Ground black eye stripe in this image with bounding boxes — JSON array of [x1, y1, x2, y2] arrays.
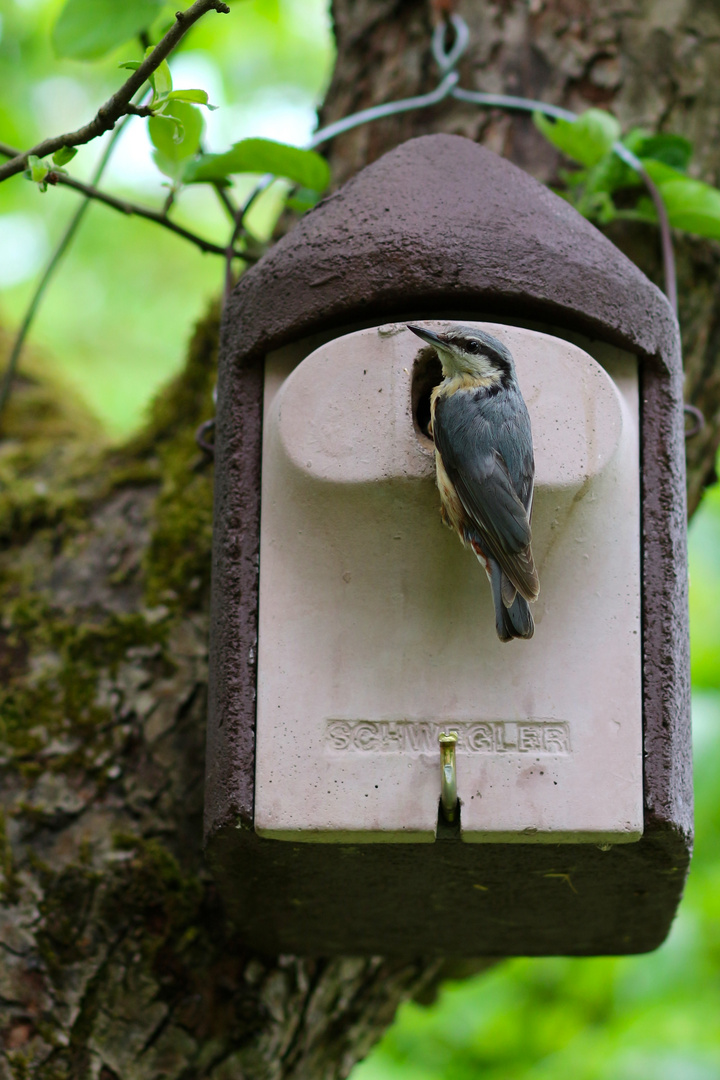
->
[[452, 337, 482, 353], [487, 349, 511, 369], [454, 338, 511, 372]]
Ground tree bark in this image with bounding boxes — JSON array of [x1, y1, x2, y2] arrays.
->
[[1, 1, 719, 1077], [0, 319, 447, 1079], [321, 0, 720, 513]]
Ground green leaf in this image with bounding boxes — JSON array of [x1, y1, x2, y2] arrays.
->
[[577, 150, 644, 206], [26, 155, 50, 191], [150, 113, 185, 151], [533, 108, 621, 167], [52, 146, 78, 166], [149, 102, 204, 181], [52, 0, 165, 60], [624, 128, 693, 172], [28, 155, 48, 182], [285, 186, 323, 214], [167, 89, 217, 109], [641, 160, 689, 186], [183, 138, 330, 190], [119, 61, 141, 71], [557, 167, 588, 190], [152, 150, 184, 183], [150, 102, 203, 158], [144, 45, 173, 102], [637, 161, 720, 238], [614, 196, 658, 225], [583, 190, 617, 224], [656, 178, 720, 240]]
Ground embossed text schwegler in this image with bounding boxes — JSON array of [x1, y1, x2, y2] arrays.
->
[[326, 720, 571, 755]]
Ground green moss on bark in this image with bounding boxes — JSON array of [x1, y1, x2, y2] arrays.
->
[[0, 601, 174, 780], [0, 342, 108, 548], [139, 303, 219, 611], [0, 807, 20, 903], [105, 834, 204, 955], [0, 303, 254, 1078], [0, 303, 220, 769]]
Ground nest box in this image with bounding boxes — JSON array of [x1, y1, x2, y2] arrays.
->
[[205, 134, 691, 956]]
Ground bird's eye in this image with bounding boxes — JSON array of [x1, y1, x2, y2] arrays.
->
[[467, 340, 480, 353]]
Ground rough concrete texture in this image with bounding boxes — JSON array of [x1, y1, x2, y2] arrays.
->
[[206, 135, 690, 955], [220, 135, 680, 372]]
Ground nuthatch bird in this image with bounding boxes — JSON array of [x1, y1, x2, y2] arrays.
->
[[407, 323, 539, 642]]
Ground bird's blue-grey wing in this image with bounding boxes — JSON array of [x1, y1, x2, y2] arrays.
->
[[496, 409, 534, 515], [433, 390, 539, 602]]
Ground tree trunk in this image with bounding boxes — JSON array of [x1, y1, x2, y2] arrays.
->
[[321, 0, 720, 513], [1, 1, 718, 1077]]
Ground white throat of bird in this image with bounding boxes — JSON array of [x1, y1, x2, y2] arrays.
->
[[437, 344, 504, 383]]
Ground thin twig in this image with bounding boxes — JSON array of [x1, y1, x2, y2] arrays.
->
[[213, 182, 239, 224], [0, 0, 230, 184], [637, 170, 678, 314], [195, 139, 240, 226], [124, 105, 155, 118], [612, 147, 678, 314], [0, 121, 129, 421], [223, 179, 269, 306], [47, 171, 248, 258], [0, 142, 248, 259], [224, 217, 245, 305]]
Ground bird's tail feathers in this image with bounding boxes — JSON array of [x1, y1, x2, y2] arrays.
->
[[489, 561, 534, 642], [504, 591, 534, 639], [500, 573, 516, 608]]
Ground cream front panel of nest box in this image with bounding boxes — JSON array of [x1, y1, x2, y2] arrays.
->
[[254, 322, 643, 844]]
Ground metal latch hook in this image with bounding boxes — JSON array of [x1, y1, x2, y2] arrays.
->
[[439, 731, 459, 823]]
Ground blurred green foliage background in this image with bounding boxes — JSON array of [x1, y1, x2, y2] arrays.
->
[[0, 0, 334, 435], [1, 2, 719, 1076]]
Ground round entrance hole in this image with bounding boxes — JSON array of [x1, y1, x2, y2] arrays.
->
[[411, 346, 444, 445]]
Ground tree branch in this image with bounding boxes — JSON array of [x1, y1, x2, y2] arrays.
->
[[212, 179, 240, 224], [223, 178, 271, 304], [0, 141, 249, 260], [0, 0, 231, 184], [50, 170, 246, 258], [196, 139, 242, 226], [124, 105, 156, 118]]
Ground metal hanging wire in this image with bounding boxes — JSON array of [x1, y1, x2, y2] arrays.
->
[[236, 14, 677, 312], [307, 13, 677, 314], [221, 13, 700, 448]]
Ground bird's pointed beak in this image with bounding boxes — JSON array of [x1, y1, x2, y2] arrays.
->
[[406, 324, 445, 348]]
